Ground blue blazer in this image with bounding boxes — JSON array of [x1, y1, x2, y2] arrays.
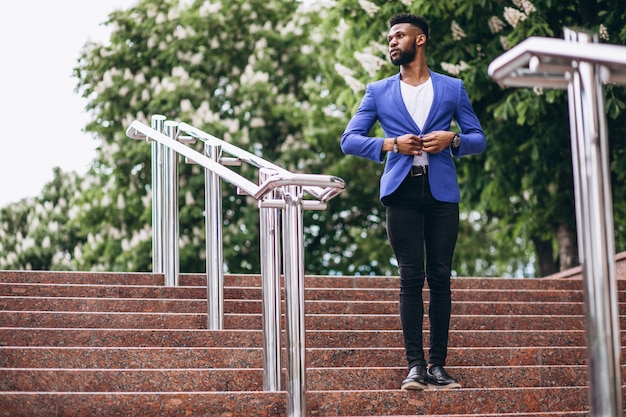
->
[[341, 70, 486, 203]]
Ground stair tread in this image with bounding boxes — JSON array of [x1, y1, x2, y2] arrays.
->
[[0, 387, 594, 416], [0, 364, 603, 391], [2, 295, 608, 312], [0, 345, 596, 368], [4, 270, 625, 290], [3, 282, 610, 303], [0, 310, 599, 331], [0, 327, 599, 348]]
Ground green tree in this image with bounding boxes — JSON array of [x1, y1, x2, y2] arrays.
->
[[1, 0, 624, 278], [0, 168, 85, 270], [71, 0, 334, 273], [315, 0, 626, 276]]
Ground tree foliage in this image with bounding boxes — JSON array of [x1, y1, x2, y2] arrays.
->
[[0, 0, 625, 277], [315, 0, 626, 276]]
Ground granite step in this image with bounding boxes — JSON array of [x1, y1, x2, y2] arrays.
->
[[0, 387, 592, 417], [0, 271, 164, 286], [0, 311, 595, 331], [0, 296, 209, 314], [4, 269, 615, 290], [1, 296, 604, 315], [4, 269, 624, 290], [0, 328, 606, 348], [1, 282, 609, 303], [1, 258, 624, 288], [223, 313, 590, 331], [0, 271, 606, 290], [0, 346, 598, 369], [0, 365, 601, 392]]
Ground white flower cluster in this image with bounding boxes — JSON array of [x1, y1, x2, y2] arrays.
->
[[174, 25, 196, 40], [499, 36, 510, 50], [153, 77, 177, 94], [94, 68, 122, 95], [503, 6, 527, 28], [488, 16, 506, 34], [171, 66, 190, 81], [177, 51, 204, 66], [222, 118, 240, 134], [323, 104, 345, 119], [503, 0, 536, 28], [147, 34, 158, 50], [280, 18, 304, 36], [298, 0, 336, 13], [368, 40, 389, 56], [250, 117, 265, 128], [400, 0, 412, 6], [358, 0, 380, 17], [167, 4, 182, 21], [354, 51, 386, 77], [336, 19, 350, 39], [599, 24, 609, 41], [240, 64, 270, 86], [512, 0, 536, 14], [187, 100, 221, 127], [155, 12, 167, 25], [440, 61, 469, 76], [451, 21, 467, 41], [310, 32, 324, 45], [334, 63, 365, 93], [199, 1, 222, 17], [121, 225, 151, 252]]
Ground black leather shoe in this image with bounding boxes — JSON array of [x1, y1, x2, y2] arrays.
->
[[401, 365, 428, 390], [426, 365, 461, 389]]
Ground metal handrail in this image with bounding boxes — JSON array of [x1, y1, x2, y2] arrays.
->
[[126, 117, 345, 417], [254, 172, 345, 201], [488, 36, 626, 88], [127, 120, 345, 203], [488, 30, 624, 417], [178, 122, 344, 203], [127, 121, 260, 195]]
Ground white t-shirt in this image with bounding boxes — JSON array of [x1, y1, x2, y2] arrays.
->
[[400, 77, 433, 166]]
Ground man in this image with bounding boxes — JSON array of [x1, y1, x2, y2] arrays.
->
[[340, 13, 486, 390]]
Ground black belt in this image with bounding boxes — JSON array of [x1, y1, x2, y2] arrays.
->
[[408, 165, 428, 177]]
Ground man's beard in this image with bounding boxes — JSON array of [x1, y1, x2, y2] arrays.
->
[[390, 43, 417, 66]]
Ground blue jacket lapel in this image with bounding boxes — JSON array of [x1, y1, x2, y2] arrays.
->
[[422, 70, 443, 133]]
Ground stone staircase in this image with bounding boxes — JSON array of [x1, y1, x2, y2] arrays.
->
[[1, 253, 625, 417]]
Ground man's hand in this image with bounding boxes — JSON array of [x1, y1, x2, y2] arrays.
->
[[396, 134, 423, 155], [421, 131, 455, 154]]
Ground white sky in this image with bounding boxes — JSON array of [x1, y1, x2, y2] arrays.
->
[[0, 0, 137, 207]]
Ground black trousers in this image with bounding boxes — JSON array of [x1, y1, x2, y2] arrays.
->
[[383, 174, 459, 369]]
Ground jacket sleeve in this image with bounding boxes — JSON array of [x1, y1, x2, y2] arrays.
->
[[340, 85, 386, 163], [452, 81, 486, 158]]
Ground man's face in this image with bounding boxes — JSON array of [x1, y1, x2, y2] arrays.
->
[[388, 23, 421, 66]]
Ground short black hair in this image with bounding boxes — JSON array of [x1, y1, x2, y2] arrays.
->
[[388, 13, 429, 40]]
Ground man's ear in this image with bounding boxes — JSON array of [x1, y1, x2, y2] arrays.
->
[[416, 34, 426, 46]]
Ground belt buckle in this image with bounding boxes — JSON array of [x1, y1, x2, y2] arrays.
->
[[410, 165, 427, 177]]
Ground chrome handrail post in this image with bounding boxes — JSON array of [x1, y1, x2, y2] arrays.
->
[[163, 120, 180, 286], [150, 115, 167, 274], [282, 184, 306, 417], [259, 168, 282, 391], [206, 142, 224, 330], [564, 28, 622, 417]]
